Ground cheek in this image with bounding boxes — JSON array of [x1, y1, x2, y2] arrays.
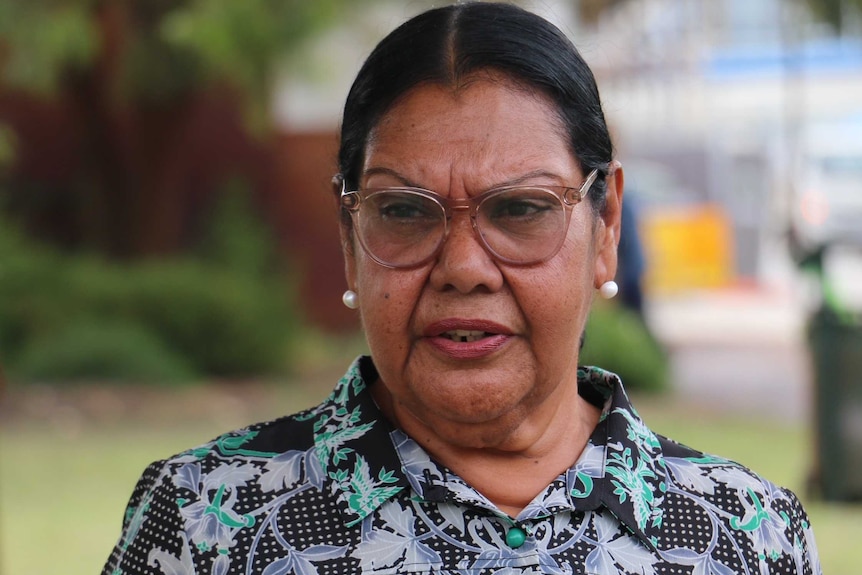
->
[[519, 237, 596, 339], [525, 264, 589, 323], [356, 260, 427, 344]]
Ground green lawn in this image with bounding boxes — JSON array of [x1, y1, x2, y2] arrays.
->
[[1, 386, 859, 574]]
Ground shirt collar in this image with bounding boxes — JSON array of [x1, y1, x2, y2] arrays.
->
[[577, 366, 667, 551], [319, 357, 667, 550], [312, 356, 409, 527]]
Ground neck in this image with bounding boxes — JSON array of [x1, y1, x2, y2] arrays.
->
[[372, 381, 600, 517]]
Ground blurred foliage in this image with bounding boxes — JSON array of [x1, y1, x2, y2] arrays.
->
[[0, 0, 99, 96], [580, 300, 669, 393], [196, 178, 279, 277], [159, 0, 344, 128], [0, 0, 363, 125], [0, 123, 14, 170], [0, 0, 374, 259], [14, 319, 196, 383], [804, 0, 862, 32], [0, 187, 303, 383]]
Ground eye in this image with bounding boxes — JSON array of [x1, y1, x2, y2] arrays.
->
[[367, 191, 440, 224], [380, 200, 430, 219], [484, 190, 558, 221]]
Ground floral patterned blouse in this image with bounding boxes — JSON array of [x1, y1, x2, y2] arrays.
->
[[102, 356, 821, 575]]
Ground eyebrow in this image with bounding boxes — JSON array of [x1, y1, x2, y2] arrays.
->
[[362, 167, 417, 187], [361, 167, 569, 191]]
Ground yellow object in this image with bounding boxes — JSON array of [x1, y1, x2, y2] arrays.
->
[[640, 204, 734, 293]]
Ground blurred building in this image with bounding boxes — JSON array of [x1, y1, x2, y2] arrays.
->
[[583, 0, 862, 293]]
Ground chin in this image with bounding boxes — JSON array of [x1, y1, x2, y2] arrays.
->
[[420, 380, 524, 418]]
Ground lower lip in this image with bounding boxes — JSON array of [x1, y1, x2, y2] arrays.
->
[[424, 334, 511, 360]]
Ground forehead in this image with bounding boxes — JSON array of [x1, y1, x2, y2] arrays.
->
[[363, 76, 578, 189]]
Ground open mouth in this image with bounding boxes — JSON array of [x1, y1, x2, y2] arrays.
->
[[441, 330, 490, 343]]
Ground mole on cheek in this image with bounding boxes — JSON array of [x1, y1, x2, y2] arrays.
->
[[384, 293, 390, 299]]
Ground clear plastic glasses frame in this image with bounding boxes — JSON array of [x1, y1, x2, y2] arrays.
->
[[339, 168, 600, 269]]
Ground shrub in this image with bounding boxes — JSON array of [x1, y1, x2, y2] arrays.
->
[[0, 219, 68, 361], [580, 300, 669, 393], [12, 320, 195, 384], [120, 260, 299, 377], [0, 212, 303, 383], [195, 179, 278, 278]]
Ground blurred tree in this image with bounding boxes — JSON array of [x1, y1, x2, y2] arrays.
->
[[0, 1, 99, 96], [803, 0, 862, 32], [0, 0, 365, 257]]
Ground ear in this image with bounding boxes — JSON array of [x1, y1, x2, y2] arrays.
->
[[334, 174, 359, 291], [341, 222, 358, 291], [593, 160, 624, 288]]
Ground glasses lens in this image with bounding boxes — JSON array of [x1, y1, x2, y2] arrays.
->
[[356, 190, 445, 267], [476, 188, 567, 264]]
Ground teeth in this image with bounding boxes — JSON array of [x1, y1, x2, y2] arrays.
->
[[444, 330, 488, 343]]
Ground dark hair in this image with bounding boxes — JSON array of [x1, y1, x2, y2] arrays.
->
[[336, 2, 613, 215]]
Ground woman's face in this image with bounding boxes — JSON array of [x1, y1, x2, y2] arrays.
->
[[343, 77, 622, 449]]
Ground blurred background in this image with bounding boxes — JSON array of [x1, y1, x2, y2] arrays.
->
[[1, 0, 861, 573]]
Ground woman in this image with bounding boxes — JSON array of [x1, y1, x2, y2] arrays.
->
[[103, 3, 820, 574]]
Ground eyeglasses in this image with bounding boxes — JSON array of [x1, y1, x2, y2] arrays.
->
[[340, 169, 600, 268]]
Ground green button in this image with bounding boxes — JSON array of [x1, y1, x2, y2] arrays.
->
[[506, 526, 527, 548]]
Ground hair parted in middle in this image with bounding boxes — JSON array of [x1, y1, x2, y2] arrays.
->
[[336, 2, 613, 219]]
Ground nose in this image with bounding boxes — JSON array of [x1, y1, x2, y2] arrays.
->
[[428, 211, 504, 294]]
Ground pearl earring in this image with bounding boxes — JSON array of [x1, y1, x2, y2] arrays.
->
[[599, 281, 619, 300], [342, 290, 359, 309]]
